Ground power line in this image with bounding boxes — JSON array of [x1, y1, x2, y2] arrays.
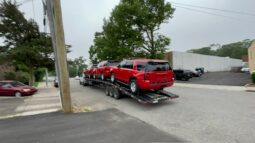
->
[[173, 5, 255, 22], [170, 1, 255, 17]]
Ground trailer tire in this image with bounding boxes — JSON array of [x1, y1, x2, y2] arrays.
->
[[113, 87, 122, 99], [109, 87, 114, 97], [105, 86, 110, 96]]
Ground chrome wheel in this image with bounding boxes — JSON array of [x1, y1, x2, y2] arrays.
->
[[15, 92, 21, 97], [101, 73, 104, 80], [130, 81, 137, 93], [110, 73, 115, 82]]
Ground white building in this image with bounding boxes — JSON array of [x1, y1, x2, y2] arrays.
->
[[164, 51, 243, 72]]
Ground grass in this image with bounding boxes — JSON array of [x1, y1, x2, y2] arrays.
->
[[33, 82, 39, 87]]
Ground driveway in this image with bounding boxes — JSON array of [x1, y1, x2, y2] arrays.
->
[[177, 72, 251, 86], [71, 79, 255, 143]]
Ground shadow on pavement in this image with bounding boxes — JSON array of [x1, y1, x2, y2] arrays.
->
[[0, 108, 186, 143]]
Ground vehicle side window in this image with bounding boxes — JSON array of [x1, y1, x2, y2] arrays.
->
[[1, 83, 12, 88], [137, 62, 146, 71], [123, 61, 133, 69], [119, 60, 126, 68]]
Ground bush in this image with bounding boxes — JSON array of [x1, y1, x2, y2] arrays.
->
[[4, 71, 29, 85], [252, 72, 255, 84], [35, 68, 45, 82]]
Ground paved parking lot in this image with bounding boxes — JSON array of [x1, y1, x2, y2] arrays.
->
[[177, 72, 251, 86]]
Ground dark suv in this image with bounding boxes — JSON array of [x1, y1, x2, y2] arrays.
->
[[110, 59, 174, 94]]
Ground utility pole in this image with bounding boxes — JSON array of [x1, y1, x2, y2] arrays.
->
[[44, 0, 72, 112]]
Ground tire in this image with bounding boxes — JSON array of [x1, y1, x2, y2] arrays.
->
[[14, 91, 22, 97], [109, 87, 114, 97], [130, 79, 139, 94], [113, 87, 122, 99], [110, 73, 115, 83], [93, 74, 96, 79], [105, 86, 110, 96], [100, 73, 104, 81]]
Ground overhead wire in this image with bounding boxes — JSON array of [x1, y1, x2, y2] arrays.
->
[[170, 1, 255, 17]]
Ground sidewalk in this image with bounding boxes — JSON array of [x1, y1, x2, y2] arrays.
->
[[0, 82, 61, 119]]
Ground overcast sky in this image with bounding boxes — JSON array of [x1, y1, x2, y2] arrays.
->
[[17, 0, 255, 61]]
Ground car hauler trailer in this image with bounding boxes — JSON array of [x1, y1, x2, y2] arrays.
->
[[83, 78, 179, 104]]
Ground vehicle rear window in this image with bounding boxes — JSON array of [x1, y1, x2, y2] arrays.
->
[[146, 62, 171, 72]]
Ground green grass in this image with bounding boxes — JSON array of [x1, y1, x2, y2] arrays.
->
[[33, 82, 39, 87]]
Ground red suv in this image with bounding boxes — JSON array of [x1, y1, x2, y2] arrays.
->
[[110, 59, 174, 94], [84, 64, 97, 78], [94, 60, 120, 80]]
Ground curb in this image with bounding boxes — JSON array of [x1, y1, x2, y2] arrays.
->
[[0, 109, 61, 120], [173, 83, 245, 91]]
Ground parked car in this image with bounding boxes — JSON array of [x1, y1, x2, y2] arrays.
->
[[84, 64, 98, 78], [241, 67, 250, 73], [94, 60, 120, 80], [173, 69, 192, 81], [191, 69, 202, 77], [195, 67, 205, 75], [110, 59, 174, 94], [0, 80, 37, 97]]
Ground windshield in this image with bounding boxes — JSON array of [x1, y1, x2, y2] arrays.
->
[[146, 62, 171, 72]]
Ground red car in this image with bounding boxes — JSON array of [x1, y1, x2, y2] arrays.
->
[[84, 64, 97, 78], [94, 60, 120, 80], [0, 80, 37, 97], [110, 59, 174, 94]]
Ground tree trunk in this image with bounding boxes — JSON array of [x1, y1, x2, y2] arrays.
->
[[150, 29, 156, 59], [28, 65, 34, 86]]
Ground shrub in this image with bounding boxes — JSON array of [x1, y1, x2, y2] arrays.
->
[[4, 71, 29, 85], [35, 68, 45, 82], [252, 71, 255, 84]]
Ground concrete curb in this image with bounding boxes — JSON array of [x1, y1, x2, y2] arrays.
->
[[174, 83, 245, 91], [0, 109, 61, 120]]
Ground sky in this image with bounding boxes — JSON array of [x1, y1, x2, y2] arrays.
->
[[13, 0, 255, 61]]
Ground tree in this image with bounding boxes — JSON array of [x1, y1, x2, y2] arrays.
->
[[67, 56, 87, 77], [187, 39, 254, 59], [0, 0, 54, 86], [89, 0, 175, 62]]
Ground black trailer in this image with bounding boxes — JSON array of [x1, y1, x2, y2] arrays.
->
[[83, 78, 179, 104]]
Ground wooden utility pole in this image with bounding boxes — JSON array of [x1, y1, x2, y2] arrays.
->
[[45, 0, 72, 112]]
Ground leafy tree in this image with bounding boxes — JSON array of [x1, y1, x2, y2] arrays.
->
[[0, 0, 54, 86], [67, 56, 87, 77], [187, 39, 253, 59], [89, 0, 175, 62]]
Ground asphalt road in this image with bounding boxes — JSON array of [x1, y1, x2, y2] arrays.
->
[[0, 109, 184, 143], [71, 78, 255, 143]]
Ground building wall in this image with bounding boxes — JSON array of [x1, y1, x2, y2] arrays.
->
[[248, 42, 255, 73], [165, 51, 243, 72]]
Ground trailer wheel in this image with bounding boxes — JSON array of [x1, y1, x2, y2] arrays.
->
[[113, 87, 122, 99], [109, 87, 114, 97], [105, 86, 110, 96]]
